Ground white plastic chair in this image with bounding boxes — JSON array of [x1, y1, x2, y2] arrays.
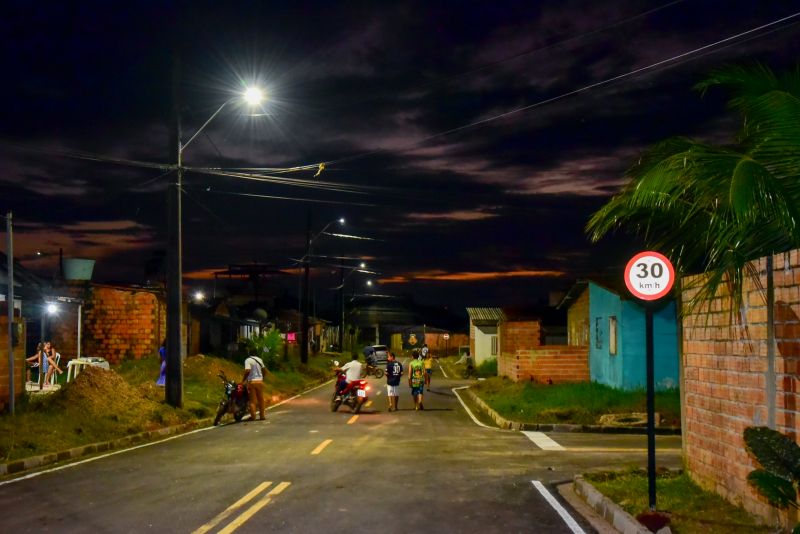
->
[[45, 353, 61, 385]]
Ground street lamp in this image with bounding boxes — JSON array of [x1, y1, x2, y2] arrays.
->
[[166, 81, 266, 407], [300, 216, 345, 364]]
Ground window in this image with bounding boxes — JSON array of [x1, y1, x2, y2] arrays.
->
[[490, 335, 498, 355], [595, 317, 603, 349], [609, 316, 618, 355]]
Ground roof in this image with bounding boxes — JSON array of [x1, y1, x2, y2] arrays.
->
[[466, 307, 506, 324]]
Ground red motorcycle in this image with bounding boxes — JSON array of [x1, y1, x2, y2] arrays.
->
[[213, 371, 249, 425], [330, 361, 370, 413]]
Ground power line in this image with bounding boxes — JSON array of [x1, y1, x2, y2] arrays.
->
[[323, 11, 800, 168], [202, 188, 378, 207]]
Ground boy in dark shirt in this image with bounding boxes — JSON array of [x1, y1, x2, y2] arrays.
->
[[385, 352, 403, 412]]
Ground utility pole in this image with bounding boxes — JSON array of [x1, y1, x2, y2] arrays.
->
[[166, 51, 183, 407], [300, 210, 311, 364], [338, 262, 344, 351], [6, 212, 15, 415]]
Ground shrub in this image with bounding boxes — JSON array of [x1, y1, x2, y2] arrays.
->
[[241, 329, 283, 370], [476, 357, 497, 377]]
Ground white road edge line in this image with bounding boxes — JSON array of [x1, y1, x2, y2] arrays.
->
[[452, 386, 492, 429], [531, 480, 587, 534], [0, 377, 337, 487], [522, 431, 566, 451], [438, 360, 448, 379]]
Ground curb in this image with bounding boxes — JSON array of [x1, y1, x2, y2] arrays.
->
[[462, 388, 681, 435], [0, 418, 210, 477], [573, 475, 651, 534]]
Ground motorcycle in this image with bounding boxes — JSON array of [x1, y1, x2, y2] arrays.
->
[[330, 361, 370, 413], [213, 371, 249, 425], [360, 361, 384, 379]]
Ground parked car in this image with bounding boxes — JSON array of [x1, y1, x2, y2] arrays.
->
[[370, 345, 389, 365]]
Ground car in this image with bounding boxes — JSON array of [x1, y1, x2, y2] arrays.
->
[[369, 345, 389, 365]]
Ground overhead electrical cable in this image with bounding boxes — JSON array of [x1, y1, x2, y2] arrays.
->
[[321, 11, 800, 168]]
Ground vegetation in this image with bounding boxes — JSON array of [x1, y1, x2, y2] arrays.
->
[[744, 426, 800, 533], [472, 377, 680, 426], [241, 328, 284, 370], [0, 353, 331, 463], [585, 469, 771, 533], [475, 357, 497, 378], [587, 63, 800, 313]]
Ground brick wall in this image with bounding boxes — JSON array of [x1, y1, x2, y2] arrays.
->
[[51, 285, 166, 365], [500, 319, 542, 355], [424, 332, 469, 356], [682, 249, 800, 526], [0, 316, 25, 411], [499, 345, 589, 383]]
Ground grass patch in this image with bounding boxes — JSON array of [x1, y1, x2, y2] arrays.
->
[[472, 377, 681, 426], [0, 353, 332, 463], [585, 469, 771, 533]]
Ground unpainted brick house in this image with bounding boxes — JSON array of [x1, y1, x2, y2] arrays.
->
[[467, 306, 586, 383]]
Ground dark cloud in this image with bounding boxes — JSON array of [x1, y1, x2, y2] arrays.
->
[[1, 0, 799, 312]]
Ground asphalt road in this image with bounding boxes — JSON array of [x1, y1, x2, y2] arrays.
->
[[0, 362, 681, 533]]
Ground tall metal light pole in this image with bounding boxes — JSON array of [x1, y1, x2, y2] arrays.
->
[[6, 212, 15, 415], [164, 56, 265, 407], [166, 53, 183, 407], [301, 210, 311, 364]]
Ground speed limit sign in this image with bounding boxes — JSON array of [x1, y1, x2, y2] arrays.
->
[[624, 251, 675, 301]]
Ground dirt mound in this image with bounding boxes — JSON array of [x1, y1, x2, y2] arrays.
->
[[56, 366, 155, 417]]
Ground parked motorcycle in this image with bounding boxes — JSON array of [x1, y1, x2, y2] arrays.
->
[[213, 371, 249, 425], [330, 362, 370, 413]]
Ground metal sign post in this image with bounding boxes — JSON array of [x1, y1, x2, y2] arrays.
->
[[624, 250, 675, 511]]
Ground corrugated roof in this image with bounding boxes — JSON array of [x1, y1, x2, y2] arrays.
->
[[466, 307, 506, 323]]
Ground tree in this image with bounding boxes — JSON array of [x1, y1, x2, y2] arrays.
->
[[587, 63, 800, 313]]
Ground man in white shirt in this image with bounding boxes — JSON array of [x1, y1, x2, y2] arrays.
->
[[337, 354, 363, 397], [243, 354, 267, 421]]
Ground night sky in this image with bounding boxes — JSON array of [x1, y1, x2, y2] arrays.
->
[[2, 1, 799, 316]]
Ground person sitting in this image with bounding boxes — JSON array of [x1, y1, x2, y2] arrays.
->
[[42, 341, 63, 386], [25, 342, 44, 383], [336, 354, 363, 397]]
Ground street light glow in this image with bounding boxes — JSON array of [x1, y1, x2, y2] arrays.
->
[[338, 218, 345, 225], [46, 303, 58, 315], [366, 280, 373, 286], [243, 86, 265, 106], [193, 290, 205, 303], [360, 262, 366, 269]]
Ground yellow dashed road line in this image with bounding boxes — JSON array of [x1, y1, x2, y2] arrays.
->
[[311, 439, 333, 455]]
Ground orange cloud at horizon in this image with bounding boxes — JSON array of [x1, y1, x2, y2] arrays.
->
[[379, 269, 564, 283]]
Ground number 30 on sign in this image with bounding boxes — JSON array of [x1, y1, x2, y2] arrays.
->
[[624, 251, 675, 301]]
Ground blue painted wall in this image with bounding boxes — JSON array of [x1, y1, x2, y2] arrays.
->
[[587, 282, 679, 390]]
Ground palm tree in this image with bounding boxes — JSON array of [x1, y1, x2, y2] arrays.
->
[[587, 63, 800, 314]]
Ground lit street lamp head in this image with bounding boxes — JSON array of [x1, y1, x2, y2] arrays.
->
[[243, 86, 265, 106], [339, 218, 345, 225]]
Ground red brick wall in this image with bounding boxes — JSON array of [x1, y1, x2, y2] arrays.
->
[[682, 249, 800, 526], [469, 321, 475, 359], [499, 345, 589, 383], [0, 317, 25, 411], [424, 332, 468, 356], [51, 286, 167, 365], [500, 319, 542, 355]]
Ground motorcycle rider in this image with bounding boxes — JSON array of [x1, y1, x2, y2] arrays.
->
[[336, 354, 363, 398]]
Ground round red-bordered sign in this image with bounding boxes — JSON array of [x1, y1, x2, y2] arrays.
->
[[624, 251, 675, 301]]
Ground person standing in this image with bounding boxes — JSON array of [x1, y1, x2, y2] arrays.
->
[[156, 339, 167, 386], [423, 345, 434, 391], [385, 352, 403, 411], [408, 349, 425, 410], [243, 353, 267, 421]]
